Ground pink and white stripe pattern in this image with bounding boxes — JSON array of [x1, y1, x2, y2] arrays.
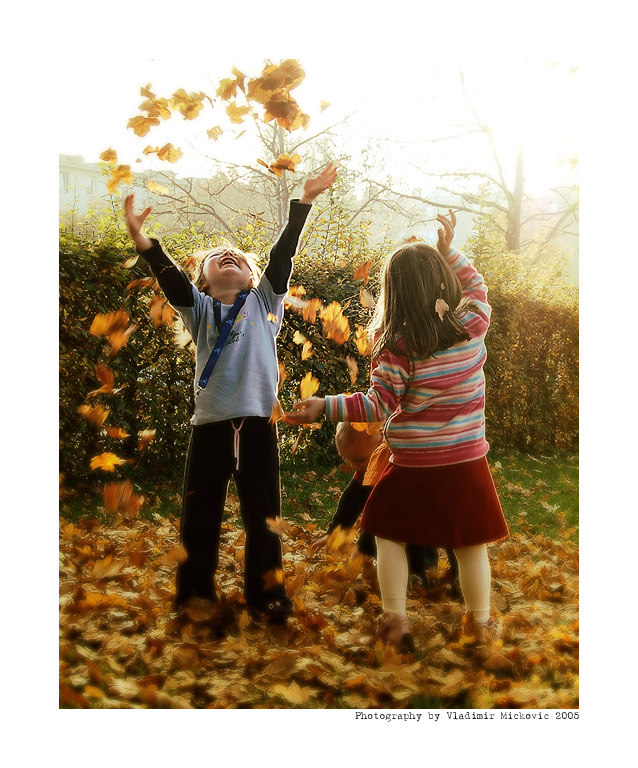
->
[[325, 248, 492, 467]]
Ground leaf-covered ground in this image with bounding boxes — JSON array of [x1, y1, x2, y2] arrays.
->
[[59, 494, 578, 709]]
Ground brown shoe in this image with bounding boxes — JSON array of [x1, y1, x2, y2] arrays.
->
[[374, 612, 415, 653]]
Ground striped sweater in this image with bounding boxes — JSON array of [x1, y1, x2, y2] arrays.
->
[[325, 247, 491, 467]]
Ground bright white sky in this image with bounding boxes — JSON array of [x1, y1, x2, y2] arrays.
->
[[55, 0, 580, 196]]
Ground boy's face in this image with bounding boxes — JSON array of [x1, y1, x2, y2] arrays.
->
[[202, 249, 253, 296]]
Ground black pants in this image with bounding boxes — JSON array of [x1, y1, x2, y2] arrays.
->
[[175, 417, 289, 609]]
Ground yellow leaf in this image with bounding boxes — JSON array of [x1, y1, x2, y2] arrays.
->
[[360, 287, 375, 309], [270, 399, 285, 424], [300, 372, 319, 399], [137, 429, 156, 452], [127, 115, 160, 137], [354, 325, 373, 356], [148, 179, 169, 195], [320, 100, 330, 111], [226, 101, 252, 124], [170, 89, 206, 120], [90, 453, 127, 472], [277, 363, 287, 392], [292, 330, 307, 345], [77, 404, 110, 427], [320, 301, 351, 345], [156, 143, 183, 163], [99, 148, 118, 165], [207, 125, 223, 141], [123, 254, 140, 269], [106, 165, 134, 195], [301, 341, 313, 361], [92, 555, 125, 579]]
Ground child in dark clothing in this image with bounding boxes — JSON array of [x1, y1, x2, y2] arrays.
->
[[123, 163, 337, 625]]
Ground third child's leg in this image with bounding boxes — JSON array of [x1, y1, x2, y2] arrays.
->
[[375, 537, 408, 615], [453, 543, 491, 622]]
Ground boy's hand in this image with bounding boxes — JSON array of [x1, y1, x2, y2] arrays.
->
[[309, 534, 329, 555], [286, 396, 326, 424], [124, 194, 153, 251], [299, 163, 338, 204], [436, 209, 456, 256]]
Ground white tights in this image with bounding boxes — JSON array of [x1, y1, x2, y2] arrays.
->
[[375, 537, 491, 622]]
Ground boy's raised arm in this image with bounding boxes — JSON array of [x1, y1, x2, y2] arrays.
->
[[123, 194, 194, 308], [264, 163, 337, 294]]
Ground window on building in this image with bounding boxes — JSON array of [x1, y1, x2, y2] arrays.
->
[[59, 171, 68, 192], [86, 177, 94, 195]]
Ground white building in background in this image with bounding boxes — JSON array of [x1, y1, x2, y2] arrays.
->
[[59, 155, 112, 214]]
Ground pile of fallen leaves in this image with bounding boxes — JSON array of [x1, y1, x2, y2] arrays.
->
[[59, 501, 578, 710]]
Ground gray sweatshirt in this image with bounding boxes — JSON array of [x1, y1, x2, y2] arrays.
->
[[140, 200, 311, 425]]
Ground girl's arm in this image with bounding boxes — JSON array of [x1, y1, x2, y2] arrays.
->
[[437, 209, 490, 328], [287, 347, 409, 425], [264, 163, 337, 293], [124, 194, 194, 308]]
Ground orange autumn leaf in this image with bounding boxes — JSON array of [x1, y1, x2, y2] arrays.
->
[[137, 429, 156, 452], [320, 302, 351, 345], [346, 356, 358, 385], [164, 544, 188, 565], [263, 568, 285, 590], [156, 143, 183, 163], [90, 453, 127, 472], [353, 260, 373, 284], [302, 298, 322, 324], [128, 115, 160, 137], [301, 341, 313, 361], [270, 399, 285, 425], [126, 276, 156, 292], [354, 325, 373, 357], [106, 165, 134, 194], [104, 427, 129, 439], [87, 363, 121, 398], [77, 404, 110, 428], [149, 295, 175, 326], [260, 152, 301, 176], [169, 89, 206, 120], [266, 517, 290, 536], [99, 148, 118, 165], [277, 362, 287, 392], [300, 372, 320, 399], [92, 555, 125, 579], [89, 310, 137, 355]]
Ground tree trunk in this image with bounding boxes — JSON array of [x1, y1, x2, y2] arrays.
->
[[506, 147, 524, 252]]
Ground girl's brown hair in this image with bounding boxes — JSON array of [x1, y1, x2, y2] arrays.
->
[[370, 242, 474, 359], [194, 246, 261, 294]]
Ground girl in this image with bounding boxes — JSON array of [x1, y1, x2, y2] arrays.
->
[[123, 163, 337, 625], [287, 210, 508, 648]]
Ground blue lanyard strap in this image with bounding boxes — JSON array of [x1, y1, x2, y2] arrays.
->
[[196, 290, 249, 396]]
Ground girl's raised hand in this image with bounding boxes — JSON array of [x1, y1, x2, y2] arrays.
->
[[124, 194, 153, 250], [300, 163, 338, 204], [436, 209, 456, 256], [285, 396, 326, 424]]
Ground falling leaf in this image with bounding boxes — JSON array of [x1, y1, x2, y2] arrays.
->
[[78, 404, 110, 428], [270, 400, 285, 425], [300, 372, 319, 399], [354, 260, 373, 284], [354, 325, 372, 357], [148, 180, 169, 195], [263, 568, 285, 590], [99, 148, 118, 165], [170, 89, 206, 120], [90, 453, 127, 472], [126, 276, 156, 292], [226, 101, 252, 124], [346, 356, 358, 385], [106, 165, 134, 195], [164, 544, 188, 565], [122, 254, 140, 269], [360, 287, 375, 309], [87, 363, 121, 397], [150, 295, 175, 326], [156, 143, 183, 163], [292, 330, 307, 345], [320, 302, 351, 345], [301, 341, 313, 361], [277, 363, 287, 392], [137, 429, 156, 452], [266, 517, 290, 536], [435, 298, 450, 321], [207, 126, 223, 141], [128, 115, 160, 137], [105, 427, 129, 439], [320, 100, 330, 111]]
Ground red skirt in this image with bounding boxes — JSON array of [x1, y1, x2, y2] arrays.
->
[[360, 456, 509, 549]]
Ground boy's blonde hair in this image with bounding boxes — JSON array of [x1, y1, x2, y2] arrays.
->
[[194, 245, 262, 294]]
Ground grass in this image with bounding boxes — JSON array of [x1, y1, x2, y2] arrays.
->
[[60, 450, 578, 543]]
